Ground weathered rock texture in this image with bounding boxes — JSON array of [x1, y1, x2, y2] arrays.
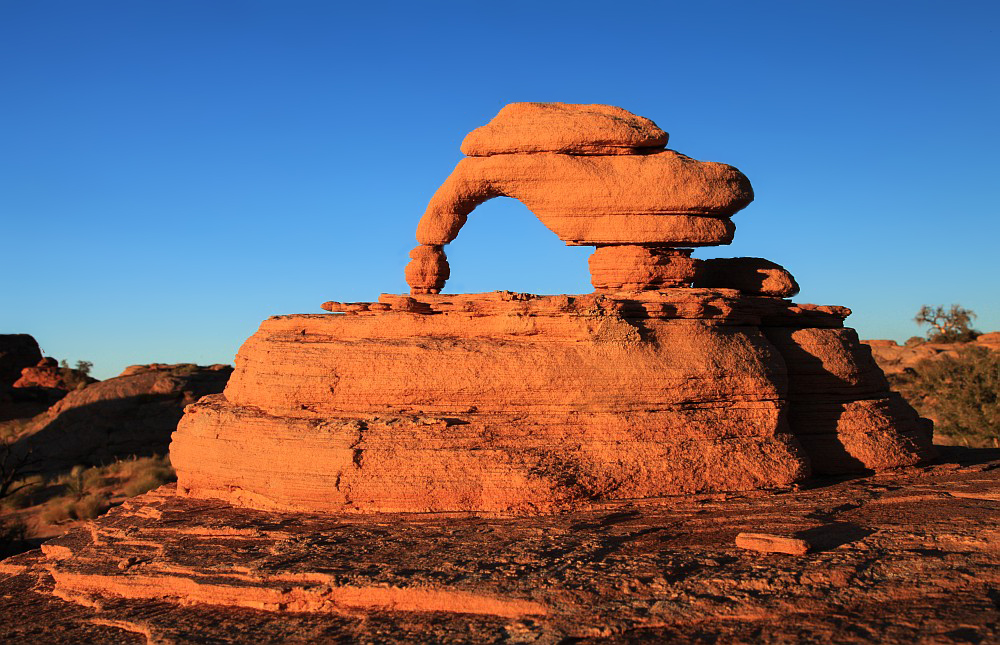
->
[[0, 334, 41, 387], [13, 364, 231, 473], [168, 102, 935, 515], [2, 449, 997, 643], [414, 151, 751, 249], [461, 102, 669, 156], [170, 291, 933, 514]]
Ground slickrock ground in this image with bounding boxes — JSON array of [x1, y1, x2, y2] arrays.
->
[[865, 333, 1000, 376], [0, 446, 997, 644]]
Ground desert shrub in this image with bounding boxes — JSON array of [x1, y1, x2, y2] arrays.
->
[[71, 493, 109, 520], [58, 359, 94, 390], [914, 305, 980, 343], [894, 346, 999, 447], [120, 455, 175, 496], [39, 498, 74, 525], [0, 474, 44, 510], [63, 464, 87, 498]]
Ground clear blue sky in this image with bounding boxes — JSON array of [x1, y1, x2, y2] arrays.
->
[[2, 1, 998, 379]]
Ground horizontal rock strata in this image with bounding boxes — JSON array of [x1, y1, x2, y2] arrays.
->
[[416, 152, 750, 247], [170, 290, 933, 514]]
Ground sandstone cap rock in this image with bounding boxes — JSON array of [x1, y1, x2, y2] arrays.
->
[[460, 102, 668, 156]]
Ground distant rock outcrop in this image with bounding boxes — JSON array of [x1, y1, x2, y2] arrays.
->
[[13, 364, 232, 473], [13, 358, 97, 391], [864, 332, 1000, 376]]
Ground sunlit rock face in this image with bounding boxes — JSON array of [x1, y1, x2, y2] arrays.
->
[[169, 103, 934, 515]]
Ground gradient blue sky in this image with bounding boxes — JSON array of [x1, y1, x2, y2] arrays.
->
[[2, 1, 998, 379]]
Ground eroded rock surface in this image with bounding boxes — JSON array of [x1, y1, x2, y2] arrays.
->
[[461, 102, 669, 156], [1, 448, 997, 644], [864, 334, 1000, 376], [168, 291, 933, 515]]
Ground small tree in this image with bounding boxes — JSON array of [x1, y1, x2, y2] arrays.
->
[[914, 304, 979, 343], [58, 359, 94, 390], [0, 439, 38, 501]]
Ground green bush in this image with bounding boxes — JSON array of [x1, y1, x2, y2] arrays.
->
[[894, 346, 999, 447]]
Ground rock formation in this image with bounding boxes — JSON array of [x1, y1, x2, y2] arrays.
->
[[13, 357, 97, 391], [13, 363, 231, 474], [169, 103, 935, 515], [865, 332, 1000, 376], [1, 103, 979, 642]]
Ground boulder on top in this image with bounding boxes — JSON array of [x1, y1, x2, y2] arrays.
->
[[460, 102, 668, 156], [14, 357, 97, 391]]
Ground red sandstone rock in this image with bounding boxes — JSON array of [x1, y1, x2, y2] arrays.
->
[[864, 335, 1000, 376], [735, 532, 810, 555], [166, 103, 933, 515], [13, 357, 96, 391], [461, 102, 668, 156], [588, 246, 698, 291], [695, 257, 800, 297], [404, 244, 450, 294], [3, 452, 999, 643], [416, 151, 751, 248]]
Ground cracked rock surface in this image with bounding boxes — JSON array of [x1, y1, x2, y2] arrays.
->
[[1, 447, 997, 644]]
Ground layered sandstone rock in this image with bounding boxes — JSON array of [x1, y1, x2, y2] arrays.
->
[[168, 103, 934, 515], [15, 363, 231, 473]]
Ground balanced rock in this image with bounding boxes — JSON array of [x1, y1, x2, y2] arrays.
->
[[170, 103, 934, 516], [461, 102, 668, 156]]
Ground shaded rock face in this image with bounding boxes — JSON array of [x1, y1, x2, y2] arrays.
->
[[15, 364, 231, 473], [168, 103, 933, 515], [0, 334, 41, 387]]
